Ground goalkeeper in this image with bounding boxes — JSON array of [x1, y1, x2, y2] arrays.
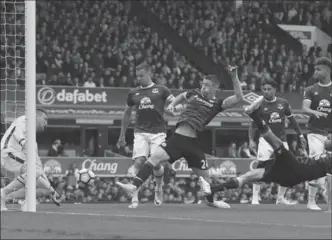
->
[[0, 109, 60, 211]]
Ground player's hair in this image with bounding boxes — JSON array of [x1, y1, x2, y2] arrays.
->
[[315, 57, 332, 70], [262, 78, 277, 89], [37, 108, 47, 116], [136, 62, 152, 72], [204, 74, 220, 88]]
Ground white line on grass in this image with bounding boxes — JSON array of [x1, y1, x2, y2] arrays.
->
[[39, 211, 331, 229]]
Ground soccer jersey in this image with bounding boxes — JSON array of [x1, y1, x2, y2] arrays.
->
[[1, 116, 27, 153], [176, 89, 224, 132], [257, 97, 292, 141], [127, 83, 173, 134], [0, 116, 39, 162], [304, 83, 332, 134]]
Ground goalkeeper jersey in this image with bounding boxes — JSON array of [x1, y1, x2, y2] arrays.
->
[[1, 115, 39, 163]]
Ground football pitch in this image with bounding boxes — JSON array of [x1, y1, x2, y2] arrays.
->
[[1, 203, 331, 239]]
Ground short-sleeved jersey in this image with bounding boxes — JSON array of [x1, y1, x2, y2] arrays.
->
[[304, 83, 332, 134], [176, 89, 224, 132], [1, 116, 27, 153], [257, 97, 292, 141], [127, 84, 173, 134]]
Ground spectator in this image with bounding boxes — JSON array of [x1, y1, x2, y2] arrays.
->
[[47, 139, 63, 157], [238, 142, 254, 158], [228, 142, 238, 158], [83, 77, 96, 88]]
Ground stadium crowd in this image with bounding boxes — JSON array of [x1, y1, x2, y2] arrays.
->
[[144, 0, 332, 92], [34, 1, 203, 89], [1, 1, 331, 92]]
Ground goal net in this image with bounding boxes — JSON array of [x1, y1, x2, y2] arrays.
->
[[1, 0, 36, 212]]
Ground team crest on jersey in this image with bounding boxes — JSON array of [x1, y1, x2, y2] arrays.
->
[[277, 104, 284, 110], [152, 88, 159, 94], [135, 92, 140, 96], [314, 92, 318, 95], [269, 112, 282, 123], [161, 142, 167, 147], [139, 97, 154, 110], [264, 108, 268, 111], [317, 99, 331, 113]]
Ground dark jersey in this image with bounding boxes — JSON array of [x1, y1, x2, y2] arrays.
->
[[262, 148, 332, 187], [177, 89, 224, 132], [257, 97, 292, 141], [304, 83, 332, 134], [127, 84, 173, 134]]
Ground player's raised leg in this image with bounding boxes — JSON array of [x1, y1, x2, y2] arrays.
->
[[116, 145, 170, 199]]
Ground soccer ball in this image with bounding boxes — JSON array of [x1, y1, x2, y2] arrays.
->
[[76, 168, 95, 186]]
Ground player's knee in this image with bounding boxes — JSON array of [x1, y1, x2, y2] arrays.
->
[[153, 164, 164, 177], [134, 157, 147, 169], [147, 146, 169, 167]]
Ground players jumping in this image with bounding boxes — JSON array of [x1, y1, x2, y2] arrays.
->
[[117, 62, 175, 208], [249, 78, 306, 205], [302, 57, 332, 211], [199, 97, 332, 209], [0, 109, 60, 211], [116, 65, 244, 209]]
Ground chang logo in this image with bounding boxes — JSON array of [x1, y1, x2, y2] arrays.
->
[[139, 97, 154, 110], [269, 112, 282, 123], [38, 87, 56, 105], [317, 99, 331, 113]]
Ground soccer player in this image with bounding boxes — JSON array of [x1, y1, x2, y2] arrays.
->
[[117, 62, 175, 208], [199, 97, 332, 209], [0, 109, 60, 211], [302, 57, 332, 210], [249, 78, 306, 205], [116, 66, 244, 209]]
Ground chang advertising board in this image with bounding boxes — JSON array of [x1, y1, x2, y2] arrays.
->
[[41, 157, 254, 177]]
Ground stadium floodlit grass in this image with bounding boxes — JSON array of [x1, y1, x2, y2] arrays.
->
[[1, 203, 331, 239]]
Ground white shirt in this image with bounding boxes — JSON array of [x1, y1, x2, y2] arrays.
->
[[84, 81, 96, 88], [1, 115, 39, 163]]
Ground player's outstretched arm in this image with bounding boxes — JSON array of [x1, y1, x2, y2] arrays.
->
[[167, 92, 187, 111], [222, 66, 244, 110]]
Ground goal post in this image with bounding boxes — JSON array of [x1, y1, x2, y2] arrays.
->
[[25, 0, 36, 212]]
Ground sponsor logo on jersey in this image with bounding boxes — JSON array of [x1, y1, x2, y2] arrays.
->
[[138, 97, 154, 109], [269, 112, 282, 123], [43, 159, 62, 174], [37, 87, 107, 105], [317, 99, 331, 113], [193, 95, 214, 107]]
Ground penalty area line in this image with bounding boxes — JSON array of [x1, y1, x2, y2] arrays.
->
[[39, 211, 331, 229]]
